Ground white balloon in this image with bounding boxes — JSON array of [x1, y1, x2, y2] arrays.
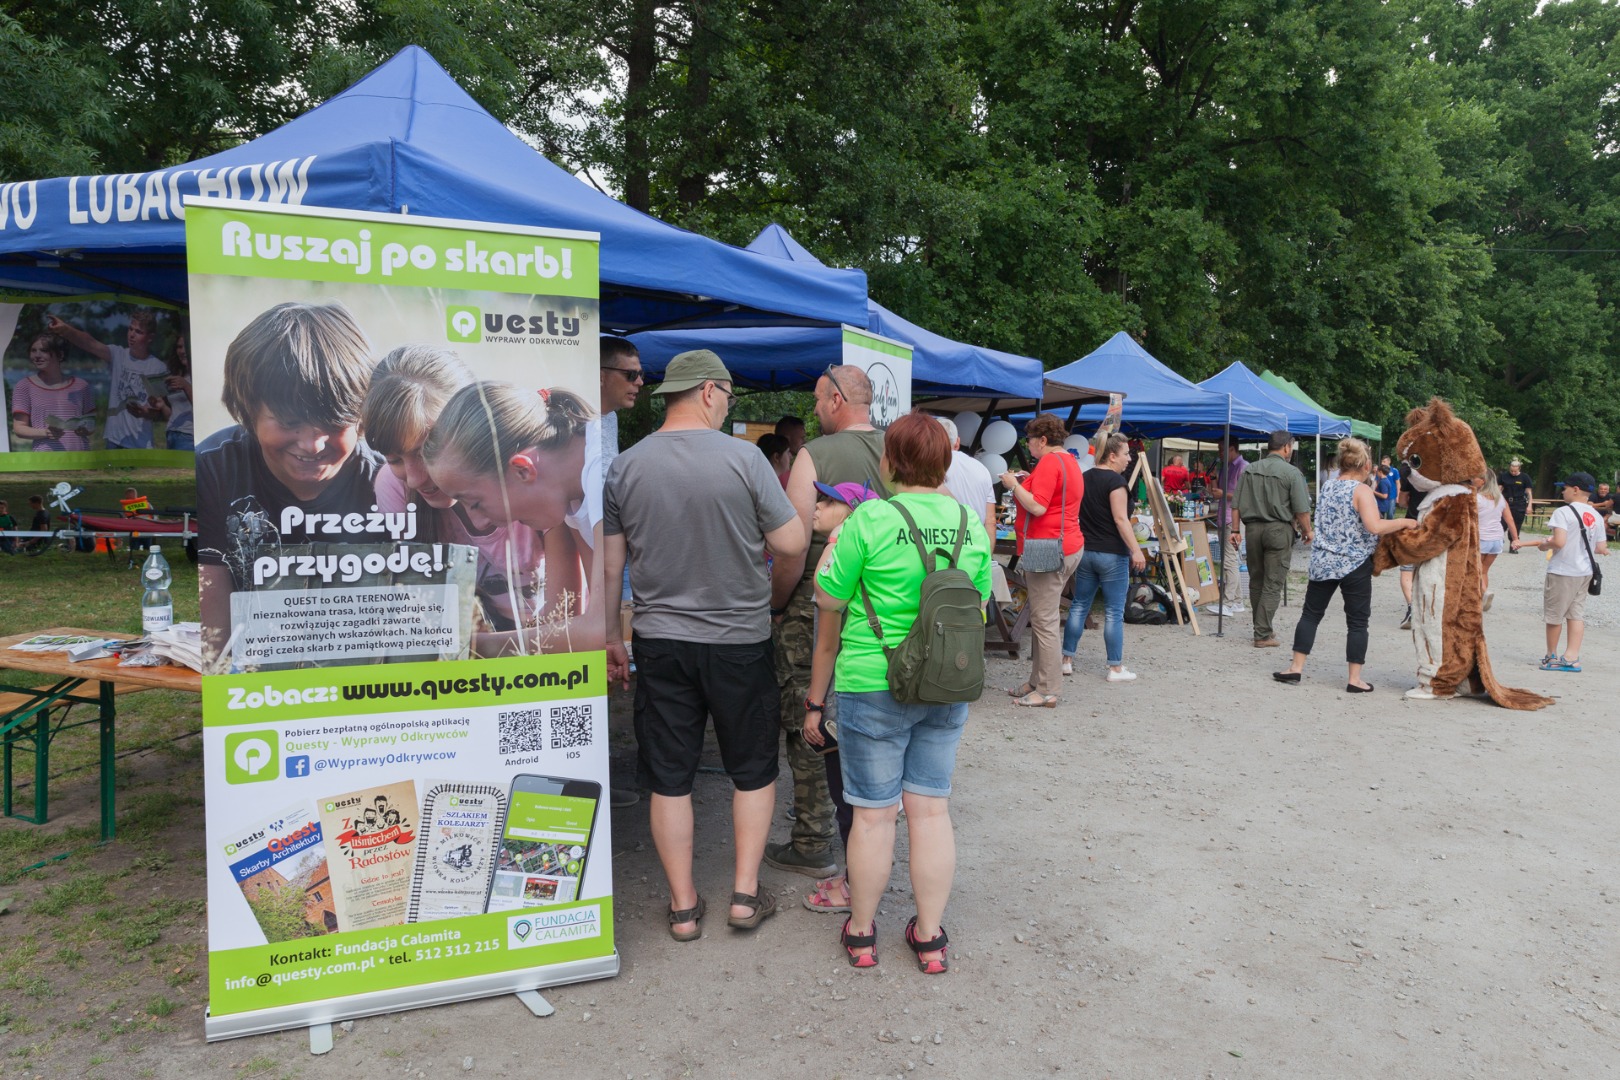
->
[[975, 451, 1008, 479], [980, 419, 1017, 454], [1063, 434, 1090, 452], [953, 411, 982, 445]]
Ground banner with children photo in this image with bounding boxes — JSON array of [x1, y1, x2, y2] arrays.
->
[[185, 198, 615, 1041], [1, 296, 194, 470]]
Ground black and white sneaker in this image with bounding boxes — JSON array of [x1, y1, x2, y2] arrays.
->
[[1399, 605, 1412, 631]]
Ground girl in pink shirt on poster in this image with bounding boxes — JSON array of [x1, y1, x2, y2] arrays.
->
[[10, 332, 97, 451]]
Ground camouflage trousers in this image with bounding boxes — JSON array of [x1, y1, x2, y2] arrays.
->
[[773, 590, 837, 858]]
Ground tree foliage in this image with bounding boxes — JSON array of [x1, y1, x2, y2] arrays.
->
[[2, 0, 1617, 478]]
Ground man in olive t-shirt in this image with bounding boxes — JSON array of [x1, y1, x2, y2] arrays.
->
[[766, 365, 888, 878], [1234, 431, 1313, 646]]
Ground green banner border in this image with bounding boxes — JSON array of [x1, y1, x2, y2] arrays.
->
[[841, 326, 913, 360], [208, 899, 615, 1015], [187, 203, 600, 298], [202, 652, 605, 725], [0, 449, 195, 472]]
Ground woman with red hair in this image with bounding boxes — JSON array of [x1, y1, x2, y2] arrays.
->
[[813, 413, 992, 972]]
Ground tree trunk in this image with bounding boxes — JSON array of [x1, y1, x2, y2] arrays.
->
[[623, 0, 658, 212]]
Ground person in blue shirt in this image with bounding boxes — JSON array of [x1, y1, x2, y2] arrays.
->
[[1375, 464, 1398, 519]]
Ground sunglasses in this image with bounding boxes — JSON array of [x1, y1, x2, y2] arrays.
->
[[823, 364, 849, 401], [604, 367, 645, 384], [710, 380, 736, 406]]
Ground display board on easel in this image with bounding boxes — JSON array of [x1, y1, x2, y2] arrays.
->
[[1127, 454, 1203, 635]]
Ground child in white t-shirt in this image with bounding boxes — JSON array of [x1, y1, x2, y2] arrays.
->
[[1512, 471, 1608, 672], [47, 310, 169, 449]]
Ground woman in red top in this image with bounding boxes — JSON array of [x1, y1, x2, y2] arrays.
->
[[1001, 413, 1084, 706]]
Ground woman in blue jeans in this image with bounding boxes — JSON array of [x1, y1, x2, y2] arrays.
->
[[1063, 435, 1148, 682], [813, 414, 993, 971]]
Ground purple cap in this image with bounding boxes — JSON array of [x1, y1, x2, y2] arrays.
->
[[814, 481, 879, 508]]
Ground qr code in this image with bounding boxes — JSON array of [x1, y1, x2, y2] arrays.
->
[[497, 708, 546, 755], [550, 704, 593, 749]]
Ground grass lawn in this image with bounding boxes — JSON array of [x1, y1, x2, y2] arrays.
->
[[1, 468, 209, 1072]]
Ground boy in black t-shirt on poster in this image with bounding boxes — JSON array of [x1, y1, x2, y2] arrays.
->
[[195, 301, 387, 669]]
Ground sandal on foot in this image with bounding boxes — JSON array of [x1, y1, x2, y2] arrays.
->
[[804, 875, 852, 914], [904, 915, 949, 974], [841, 916, 878, 968], [726, 887, 777, 930], [1013, 692, 1058, 708], [668, 896, 705, 942], [1005, 682, 1034, 698]]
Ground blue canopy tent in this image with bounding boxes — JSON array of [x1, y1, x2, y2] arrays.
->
[[0, 48, 868, 332], [630, 225, 1046, 397], [1053, 333, 1286, 440], [1197, 362, 1350, 438]]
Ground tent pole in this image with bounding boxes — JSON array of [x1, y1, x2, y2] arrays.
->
[[1216, 405, 1232, 639]]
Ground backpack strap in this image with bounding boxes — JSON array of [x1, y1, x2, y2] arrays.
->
[[889, 499, 936, 574]]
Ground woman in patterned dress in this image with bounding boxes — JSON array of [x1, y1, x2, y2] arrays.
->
[[1272, 439, 1418, 693]]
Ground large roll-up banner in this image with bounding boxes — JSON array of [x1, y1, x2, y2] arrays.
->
[[186, 198, 615, 1041]]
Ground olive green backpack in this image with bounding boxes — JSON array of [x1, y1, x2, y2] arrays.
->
[[858, 501, 985, 704]]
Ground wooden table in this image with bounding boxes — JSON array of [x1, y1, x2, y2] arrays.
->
[[1, 627, 200, 841]]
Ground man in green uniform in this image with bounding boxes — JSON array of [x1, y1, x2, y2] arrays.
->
[[767, 365, 888, 878], [1233, 431, 1313, 647]]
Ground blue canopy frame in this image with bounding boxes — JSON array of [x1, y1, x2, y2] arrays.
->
[[630, 225, 1045, 398], [1052, 333, 1286, 440], [1198, 362, 1351, 438], [0, 48, 869, 333]]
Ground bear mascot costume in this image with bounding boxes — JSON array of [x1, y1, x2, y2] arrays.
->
[[1372, 399, 1552, 709]]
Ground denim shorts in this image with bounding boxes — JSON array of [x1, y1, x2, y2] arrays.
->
[[834, 689, 967, 808], [1480, 539, 1504, 555]]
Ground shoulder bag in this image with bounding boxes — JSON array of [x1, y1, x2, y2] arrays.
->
[[1019, 455, 1069, 574], [1572, 506, 1603, 596]]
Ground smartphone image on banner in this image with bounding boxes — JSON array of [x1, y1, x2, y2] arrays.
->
[[485, 774, 602, 914]]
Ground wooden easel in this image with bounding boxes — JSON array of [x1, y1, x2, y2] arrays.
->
[[1127, 455, 1202, 636]]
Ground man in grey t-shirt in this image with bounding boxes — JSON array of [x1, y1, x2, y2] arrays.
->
[[603, 350, 805, 939]]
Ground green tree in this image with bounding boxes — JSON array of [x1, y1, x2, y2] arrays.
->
[[1415, 0, 1620, 483]]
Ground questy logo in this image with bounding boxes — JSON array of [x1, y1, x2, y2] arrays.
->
[[225, 730, 280, 785], [446, 305, 482, 343]]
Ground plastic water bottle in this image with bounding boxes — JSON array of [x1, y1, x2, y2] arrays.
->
[[140, 545, 173, 632]]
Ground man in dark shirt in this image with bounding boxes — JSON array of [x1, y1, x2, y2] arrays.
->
[[1497, 459, 1533, 551]]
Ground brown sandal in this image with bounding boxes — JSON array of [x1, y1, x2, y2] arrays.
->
[[726, 887, 777, 930], [668, 896, 705, 941], [1005, 682, 1034, 698], [1013, 692, 1058, 708]]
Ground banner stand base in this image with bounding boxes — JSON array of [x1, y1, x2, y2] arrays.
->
[[309, 1023, 334, 1055], [205, 952, 620, 1042], [514, 989, 556, 1017]]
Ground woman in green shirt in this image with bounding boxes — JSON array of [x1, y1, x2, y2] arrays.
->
[[814, 414, 992, 972]]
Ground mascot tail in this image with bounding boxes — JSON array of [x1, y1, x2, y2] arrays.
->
[[1472, 645, 1554, 711]]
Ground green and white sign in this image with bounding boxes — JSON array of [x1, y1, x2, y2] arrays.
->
[[187, 199, 614, 1041], [840, 325, 913, 430]]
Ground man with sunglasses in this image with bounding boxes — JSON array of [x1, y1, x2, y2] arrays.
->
[[766, 364, 889, 881], [600, 336, 644, 480]]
